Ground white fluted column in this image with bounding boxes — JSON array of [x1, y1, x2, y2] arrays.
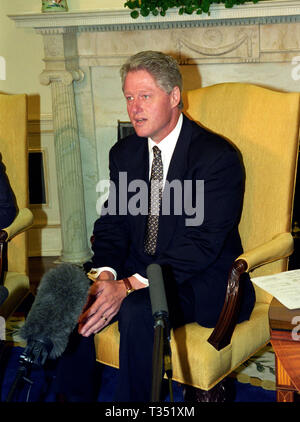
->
[[39, 29, 92, 264], [51, 80, 91, 263]]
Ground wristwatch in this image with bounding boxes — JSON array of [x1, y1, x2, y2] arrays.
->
[[123, 277, 135, 296]]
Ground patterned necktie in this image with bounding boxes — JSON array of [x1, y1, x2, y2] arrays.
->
[[144, 146, 163, 255]]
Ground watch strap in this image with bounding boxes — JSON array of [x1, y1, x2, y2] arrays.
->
[[123, 277, 135, 296]]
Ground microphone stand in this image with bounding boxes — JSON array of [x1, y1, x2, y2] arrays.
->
[[0, 339, 11, 400], [5, 359, 33, 402], [151, 312, 173, 402], [6, 338, 52, 402], [163, 327, 173, 402]]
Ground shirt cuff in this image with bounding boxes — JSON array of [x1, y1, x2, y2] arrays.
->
[[133, 273, 149, 286], [90, 267, 117, 280]]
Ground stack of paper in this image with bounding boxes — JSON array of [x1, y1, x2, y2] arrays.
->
[[252, 269, 300, 310]]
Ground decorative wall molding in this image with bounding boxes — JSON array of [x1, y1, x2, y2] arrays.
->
[[177, 26, 259, 63], [27, 114, 53, 133], [8, 1, 300, 31], [72, 22, 300, 66]]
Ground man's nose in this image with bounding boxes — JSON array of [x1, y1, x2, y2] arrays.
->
[[130, 98, 143, 113]]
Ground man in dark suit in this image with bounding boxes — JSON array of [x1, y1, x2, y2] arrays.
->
[[57, 51, 255, 402], [0, 159, 16, 229]]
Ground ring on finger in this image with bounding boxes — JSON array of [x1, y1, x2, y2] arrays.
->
[[101, 315, 108, 322]]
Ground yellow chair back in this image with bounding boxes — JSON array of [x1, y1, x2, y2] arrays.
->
[[183, 83, 300, 302], [0, 93, 28, 275]]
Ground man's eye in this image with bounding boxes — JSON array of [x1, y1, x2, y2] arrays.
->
[[126, 96, 134, 102], [143, 95, 150, 99]]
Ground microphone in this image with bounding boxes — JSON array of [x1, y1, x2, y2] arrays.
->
[[6, 263, 90, 402], [0, 285, 8, 307], [147, 263, 169, 327], [147, 263, 173, 402], [19, 263, 90, 364]]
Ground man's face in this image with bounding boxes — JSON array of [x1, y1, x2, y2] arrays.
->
[[123, 69, 180, 143]]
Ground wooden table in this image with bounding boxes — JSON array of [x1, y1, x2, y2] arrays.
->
[[269, 297, 300, 402]]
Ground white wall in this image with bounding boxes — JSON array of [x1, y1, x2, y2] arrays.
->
[[0, 0, 125, 116]]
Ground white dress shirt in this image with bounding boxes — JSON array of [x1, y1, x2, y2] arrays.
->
[[91, 113, 183, 285]]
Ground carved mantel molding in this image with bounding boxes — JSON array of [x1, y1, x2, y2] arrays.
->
[[8, 1, 300, 32]]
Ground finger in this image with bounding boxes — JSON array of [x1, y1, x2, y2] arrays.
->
[[79, 293, 96, 317], [78, 310, 101, 335], [79, 312, 105, 336], [89, 280, 104, 296], [78, 294, 104, 325], [78, 299, 110, 335], [91, 313, 114, 334], [79, 305, 116, 336], [79, 281, 104, 318], [82, 281, 108, 313], [80, 312, 113, 337]]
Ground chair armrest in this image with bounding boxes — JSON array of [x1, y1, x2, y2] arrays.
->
[[207, 232, 294, 351], [0, 208, 34, 242], [236, 232, 294, 272]]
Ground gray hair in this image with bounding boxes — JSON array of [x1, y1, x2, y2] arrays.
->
[[120, 51, 183, 109]]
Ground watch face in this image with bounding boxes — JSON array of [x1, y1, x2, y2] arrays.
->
[[126, 288, 135, 296]]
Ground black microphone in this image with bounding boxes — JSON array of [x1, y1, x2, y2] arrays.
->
[[147, 263, 173, 402], [0, 285, 8, 307], [147, 263, 169, 327]]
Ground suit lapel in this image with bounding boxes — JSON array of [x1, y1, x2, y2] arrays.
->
[[165, 116, 190, 182], [157, 115, 193, 254], [128, 135, 149, 182], [128, 136, 149, 248]]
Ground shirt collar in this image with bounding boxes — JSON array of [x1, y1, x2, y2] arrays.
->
[[148, 113, 183, 155]]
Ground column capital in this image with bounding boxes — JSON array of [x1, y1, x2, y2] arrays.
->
[[38, 27, 84, 86], [40, 69, 84, 86]]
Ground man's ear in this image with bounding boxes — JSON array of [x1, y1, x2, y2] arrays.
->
[[170, 86, 181, 109]]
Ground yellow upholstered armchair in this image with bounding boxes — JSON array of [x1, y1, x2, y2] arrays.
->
[[0, 94, 33, 319], [94, 83, 299, 400]]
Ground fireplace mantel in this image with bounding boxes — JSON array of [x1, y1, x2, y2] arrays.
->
[[10, 2, 300, 263], [8, 1, 300, 31]]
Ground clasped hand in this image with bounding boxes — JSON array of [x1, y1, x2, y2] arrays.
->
[[78, 278, 126, 337]]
